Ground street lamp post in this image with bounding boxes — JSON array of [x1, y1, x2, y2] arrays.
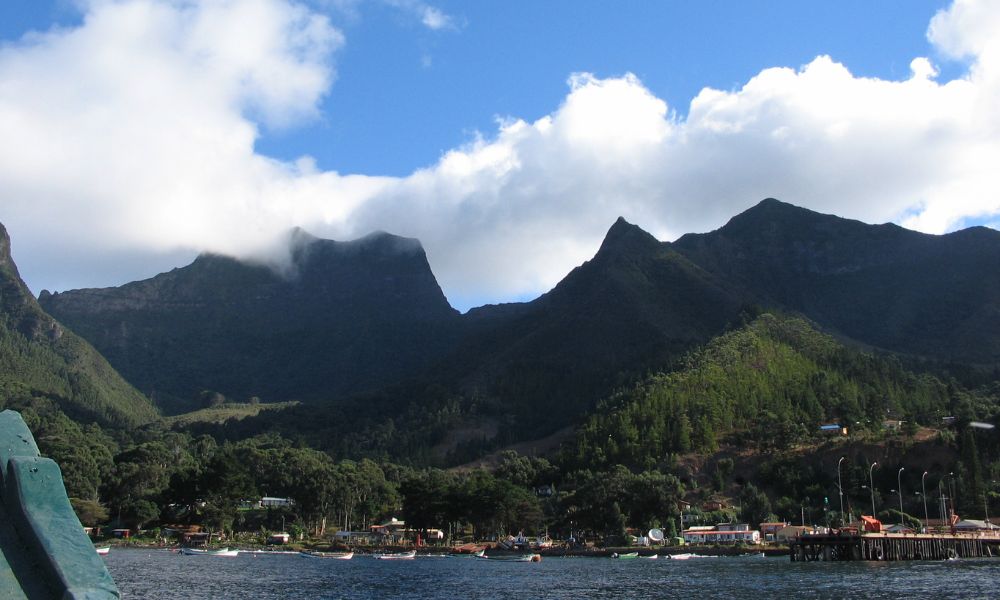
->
[[869, 462, 878, 518], [921, 471, 929, 531], [898, 467, 905, 524], [948, 472, 956, 521], [984, 482, 994, 528], [837, 456, 846, 525]]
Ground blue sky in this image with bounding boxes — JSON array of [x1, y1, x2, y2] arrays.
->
[[3, 1, 954, 177], [1, 0, 998, 310]]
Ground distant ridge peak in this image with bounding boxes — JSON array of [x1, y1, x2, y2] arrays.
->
[[288, 226, 319, 246], [596, 216, 661, 257], [742, 197, 804, 216], [714, 197, 837, 235], [0, 222, 11, 268], [287, 227, 424, 256]]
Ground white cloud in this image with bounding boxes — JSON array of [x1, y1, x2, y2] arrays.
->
[[2, 0, 1000, 311], [382, 0, 457, 31], [419, 6, 451, 30], [0, 0, 376, 285]]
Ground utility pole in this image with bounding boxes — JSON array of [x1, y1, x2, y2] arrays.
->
[[837, 456, 846, 525], [898, 467, 905, 525], [869, 462, 878, 518], [921, 471, 929, 532]]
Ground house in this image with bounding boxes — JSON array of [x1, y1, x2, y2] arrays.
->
[[885, 524, 915, 534], [701, 499, 728, 512], [883, 420, 905, 431], [682, 524, 760, 545], [535, 484, 555, 497], [818, 424, 848, 436], [267, 532, 290, 544], [370, 518, 410, 544], [759, 522, 790, 542], [774, 525, 809, 542], [333, 530, 380, 545], [260, 497, 294, 508]]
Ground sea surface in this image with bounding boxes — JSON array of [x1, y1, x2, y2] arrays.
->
[[105, 548, 1000, 599]]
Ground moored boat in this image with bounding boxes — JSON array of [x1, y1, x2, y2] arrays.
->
[[95, 546, 110, 556], [481, 553, 541, 562], [180, 547, 239, 557], [373, 550, 416, 560], [612, 552, 639, 559], [300, 550, 354, 559]]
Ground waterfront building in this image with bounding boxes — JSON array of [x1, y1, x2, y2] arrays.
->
[[682, 523, 760, 544]]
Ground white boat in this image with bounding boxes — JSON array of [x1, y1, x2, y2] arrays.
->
[[94, 546, 110, 556], [180, 547, 239, 557], [373, 550, 416, 560], [640, 554, 658, 560], [483, 553, 541, 562], [300, 551, 354, 560], [668, 553, 693, 560]]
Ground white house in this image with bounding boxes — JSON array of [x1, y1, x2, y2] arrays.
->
[[682, 523, 760, 545]]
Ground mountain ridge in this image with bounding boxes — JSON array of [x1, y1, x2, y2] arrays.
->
[[40, 227, 460, 413], [0, 223, 158, 427], [33, 199, 1000, 442], [671, 198, 1000, 365]]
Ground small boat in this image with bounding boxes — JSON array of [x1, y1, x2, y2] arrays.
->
[[639, 554, 658, 560], [94, 547, 110, 556], [482, 553, 541, 562], [373, 550, 416, 560], [668, 553, 693, 560], [300, 551, 354, 560], [612, 552, 639, 559], [180, 547, 239, 557]]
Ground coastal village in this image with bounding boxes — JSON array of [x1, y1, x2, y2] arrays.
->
[[92, 489, 1000, 561]]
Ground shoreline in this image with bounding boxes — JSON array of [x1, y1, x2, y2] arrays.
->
[[98, 539, 790, 558]]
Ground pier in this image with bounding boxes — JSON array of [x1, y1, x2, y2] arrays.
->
[[790, 531, 1000, 562]]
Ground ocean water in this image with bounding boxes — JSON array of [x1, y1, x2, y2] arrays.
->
[[104, 549, 1000, 599]]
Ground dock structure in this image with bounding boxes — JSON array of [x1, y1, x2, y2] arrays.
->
[[790, 531, 1000, 562]]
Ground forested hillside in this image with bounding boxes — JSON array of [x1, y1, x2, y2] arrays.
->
[[0, 222, 158, 428], [563, 314, 975, 471]]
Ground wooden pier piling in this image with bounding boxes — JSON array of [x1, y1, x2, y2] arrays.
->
[[790, 532, 1000, 562]]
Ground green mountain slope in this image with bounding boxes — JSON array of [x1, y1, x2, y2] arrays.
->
[[0, 222, 157, 427], [564, 313, 966, 471], [441, 217, 746, 437]]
